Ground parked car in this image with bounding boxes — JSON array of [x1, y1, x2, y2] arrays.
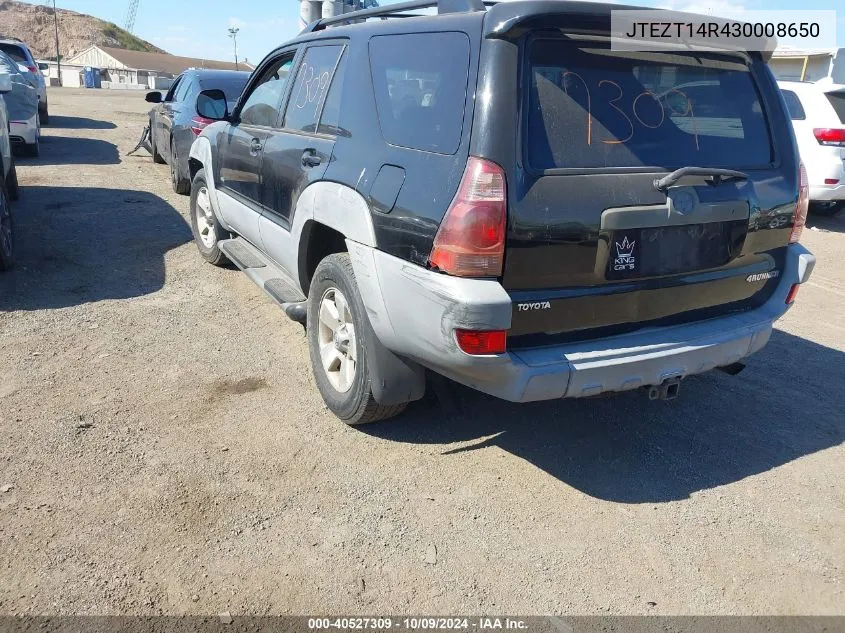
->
[[0, 51, 39, 157], [145, 69, 250, 194], [779, 80, 845, 216], [0, 68, 19, 270], [187, 0, 815, 424], [0, 37, 48, 124]]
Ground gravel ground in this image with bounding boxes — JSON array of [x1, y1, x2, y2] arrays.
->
[[0, 88, 843, 616]]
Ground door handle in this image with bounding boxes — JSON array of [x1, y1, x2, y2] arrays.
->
[[302, 149, 322, 168], [249, 138, 263, 156]]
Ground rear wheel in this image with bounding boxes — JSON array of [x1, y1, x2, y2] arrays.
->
[[0, 179, 14, 271], [171, 141, 190, 195], [22, 114, 40, 158], [810, 201, 844, 217], [307, 253, 407, 425], [189, 169, 230, 266], [39, 100, 49, 126]]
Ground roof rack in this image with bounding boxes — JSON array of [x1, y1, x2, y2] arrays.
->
[[303, 0, 488, 33]]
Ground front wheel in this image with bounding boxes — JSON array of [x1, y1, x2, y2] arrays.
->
[[150, 122, 165, 164], [189, 169, 230, 266], [307, 253, 407, 425], [0, 180, 14, 271], [6, 160, 19, 201]]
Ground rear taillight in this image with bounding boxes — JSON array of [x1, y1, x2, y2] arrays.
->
[[786, 284, 800, 305], [429, 157, 507, 277], [813, 128, 845, 147], [455, 329, 507, 355], [790, 163, 809, 244], [190, 115, 214, 136], [26, 65, 38, 74]]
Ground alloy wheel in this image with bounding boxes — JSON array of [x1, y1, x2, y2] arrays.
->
[[317, 288, 357, 393]]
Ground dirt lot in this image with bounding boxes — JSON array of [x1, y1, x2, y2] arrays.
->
[[0, 88, 843, 616]]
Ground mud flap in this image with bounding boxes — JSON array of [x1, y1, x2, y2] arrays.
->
[[362, 312, 426, 406], [126, 126, 151, 156]]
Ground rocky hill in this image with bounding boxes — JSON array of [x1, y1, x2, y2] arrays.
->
[[0, 0, 165, 60]]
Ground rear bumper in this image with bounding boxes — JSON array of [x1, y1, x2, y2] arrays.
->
[[351, 243, 816, 403], [9, 118, 37, 145], [809, 183, 845, 202]]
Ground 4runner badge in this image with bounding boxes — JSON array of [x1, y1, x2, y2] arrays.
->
[[746, 271, 780, 283], [613, 236, 637, 272], [517, 301, 551, 312]]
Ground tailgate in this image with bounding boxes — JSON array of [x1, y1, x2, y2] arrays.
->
[[474, 37, 798, 344]]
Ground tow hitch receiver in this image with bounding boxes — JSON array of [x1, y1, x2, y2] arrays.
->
[[648, 376, 682, 401]]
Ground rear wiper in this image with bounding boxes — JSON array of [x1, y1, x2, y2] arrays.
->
[[654, 167, 748, 192]]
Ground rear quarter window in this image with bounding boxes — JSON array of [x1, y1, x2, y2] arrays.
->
[[369, 32, 470, 154], [781, 90, 806, 120], [825, 91, 845, 123], [526, 41, 774, 170]]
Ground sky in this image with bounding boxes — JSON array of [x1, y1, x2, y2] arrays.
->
[[19, 0, 845, 66]]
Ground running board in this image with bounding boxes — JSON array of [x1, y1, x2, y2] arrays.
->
[[219, 238, 307, 324]]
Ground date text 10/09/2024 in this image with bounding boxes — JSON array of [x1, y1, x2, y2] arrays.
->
[[308, 618, 529, 630]]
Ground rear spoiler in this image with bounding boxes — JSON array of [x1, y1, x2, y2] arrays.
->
[[482, 1, 777, 61]]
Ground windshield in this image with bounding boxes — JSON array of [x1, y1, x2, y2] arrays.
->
[[526, 41, 774, 170]]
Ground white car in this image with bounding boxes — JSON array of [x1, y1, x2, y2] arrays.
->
[[0, 38, 49, 124], [0, 51, 40, 157], [779, 80, 845, 216], [0, 69, 19, 270]]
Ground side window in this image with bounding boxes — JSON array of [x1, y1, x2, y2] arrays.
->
[[317, 52, 348, 135], [240, 56, 294, 128], [781, 90, 806, 120], [368, 32, 470, 154], [174, 77, 193, 103], [164, 76, 182, 102], [283, 45, 344, 133]]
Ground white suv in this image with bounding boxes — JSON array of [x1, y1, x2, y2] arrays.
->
[[779, 80, 845, 216]]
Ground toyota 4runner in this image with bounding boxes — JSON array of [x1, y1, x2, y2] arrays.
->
[[187, 0, 816, 424]]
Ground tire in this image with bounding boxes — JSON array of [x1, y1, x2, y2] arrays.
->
[[6, 160, 19, 201], [150, 121, 165, 164], [171, 140, 190, 195], [307, 253, 407, 425], [39, 101, 49, 126], [0, 179, 14, 271], [189, 169, 230, 266], [810, 201, 844, 217]]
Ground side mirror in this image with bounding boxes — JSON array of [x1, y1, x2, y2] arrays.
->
[[38, 62, 49, 71], [196, 89, 229, 121], [145, 91, 163, 104], [0, 72, 11, 95]]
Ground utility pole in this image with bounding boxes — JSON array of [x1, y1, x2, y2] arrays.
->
[[52, 0, 62, 86], [228, 27, 240, 71]]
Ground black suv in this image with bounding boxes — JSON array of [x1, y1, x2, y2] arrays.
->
[[186, 0, 816, 424]]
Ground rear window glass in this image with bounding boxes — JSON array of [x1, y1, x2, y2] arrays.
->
[[201, 77, 249, 103], [0, 44, 28, 64], [526, 41, 773, 170], [369, 32, 470, 154], [825, 91, 845, 124], [781, 90, 806, 120]]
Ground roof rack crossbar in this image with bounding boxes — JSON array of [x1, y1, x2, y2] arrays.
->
[[305, 0, 487, 32]]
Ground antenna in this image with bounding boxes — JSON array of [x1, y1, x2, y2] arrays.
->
[[124, 0, 140, 33]]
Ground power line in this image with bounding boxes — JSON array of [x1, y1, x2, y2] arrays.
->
[[124, 0, 140, 33]]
